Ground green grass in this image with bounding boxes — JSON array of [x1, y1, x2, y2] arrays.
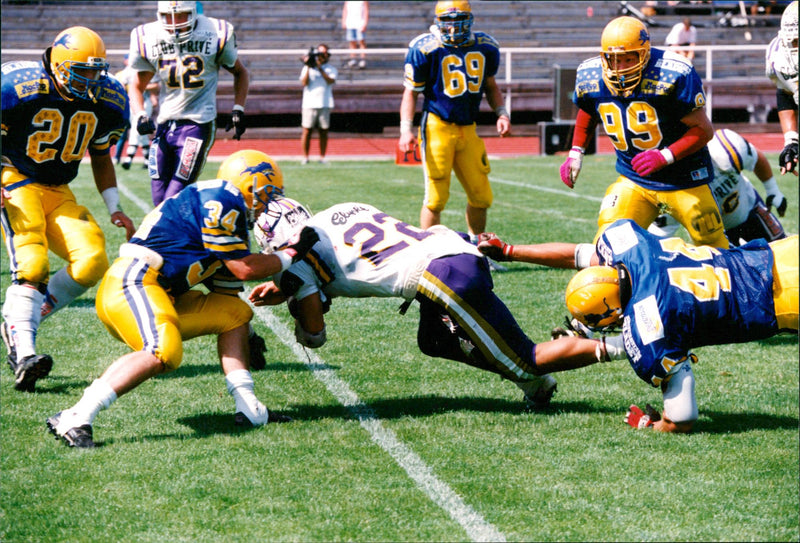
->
[[2, 154, 798, 542]]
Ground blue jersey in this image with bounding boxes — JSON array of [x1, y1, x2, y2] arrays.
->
[[573, 48, 712, 190], [403, 31, 500, 125], [597, 219, 777, 386], [1, 60, 129, 186], [129, 180, 251, 296]]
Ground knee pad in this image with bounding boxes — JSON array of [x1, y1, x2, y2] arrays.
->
[[69, 250, 109, 288], [662, 361, 698, 424]]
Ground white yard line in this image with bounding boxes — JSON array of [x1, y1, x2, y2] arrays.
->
[[255, 307, 506, 543]]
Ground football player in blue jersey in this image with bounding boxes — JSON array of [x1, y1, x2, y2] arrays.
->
[[1, 27, 135, 392], [46, 150, 320, 448], [398, 0, 511, 245], [548, 16, 729, 272], [478, 221, 798, 433]]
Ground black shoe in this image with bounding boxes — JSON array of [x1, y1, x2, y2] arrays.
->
[[1, 321, 16, 371], [121, 159, 132, 170], [248, 332, 268, 371], [14, 354, 53, 392], [46, 412, 96, 448], [234, 409, 292, 427]]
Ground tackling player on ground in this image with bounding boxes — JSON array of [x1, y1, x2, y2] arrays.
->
[[128, 1, 250, 206], [1, 26, 134, 392], [478, 221, 798, 433], [765, 0, 798, 176]]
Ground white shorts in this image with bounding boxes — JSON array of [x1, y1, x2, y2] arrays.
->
[[302, 108, 331, 130]]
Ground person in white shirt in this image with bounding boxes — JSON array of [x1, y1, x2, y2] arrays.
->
[[765, 1, 798, 176], [665, 17, 697, 61], [300, 44, 337, 164], [342, 1, 369, 69]]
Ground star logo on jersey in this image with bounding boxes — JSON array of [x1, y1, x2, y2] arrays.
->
[[243, 162, 278, 181]]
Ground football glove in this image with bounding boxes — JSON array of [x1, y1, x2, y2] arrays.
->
[[779, 131, 798, 175], [136, 113, 156, 135], [225, 108, 246, 140], [477, 232, 513, 261], [559, 146, 584, 188], [284, 226, 319, 263], [624, 404, 661, 429], [631, 148, 674, 177], [763, 178, 787, 217]]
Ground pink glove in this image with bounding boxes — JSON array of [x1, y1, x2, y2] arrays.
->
[[559, 147, 584, 188], [624, 404, 661, 429], [631, 149, 674, 177]]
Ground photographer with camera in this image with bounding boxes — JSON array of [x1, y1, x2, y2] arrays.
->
[[300, 44, 337, 164]]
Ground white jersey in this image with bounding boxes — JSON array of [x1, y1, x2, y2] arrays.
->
[[707, 129, 762, 229], [276, 203, 481, 302], [765, 36, 799, 106], [129, 15, 238, 124]]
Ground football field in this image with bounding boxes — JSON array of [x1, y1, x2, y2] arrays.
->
[[2, 154, 798, 542]]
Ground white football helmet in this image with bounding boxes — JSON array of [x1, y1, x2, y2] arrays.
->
[[157, 1, 197, 44], [780, 1, 798, 72], [254, 197, 313, 254]]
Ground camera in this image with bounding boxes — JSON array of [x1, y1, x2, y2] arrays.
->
[[304, 47, 319, 68]]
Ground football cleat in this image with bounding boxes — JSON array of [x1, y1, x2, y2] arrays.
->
[[13, 354, 53, 392], [248, 331, 268, 371], [46, 412, 96, 448], [1, 321, 17, 370], [234, 409, 292, 427], [523, 374, 558, 411]]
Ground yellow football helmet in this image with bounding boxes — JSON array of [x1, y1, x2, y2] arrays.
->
[[217, 150, 285, 226], [565, 265, 627, 330], [600, 16, 651, 97], [435, 0, 474, 45], [49, 27, 109, 102], [158, 0, 198, 44]]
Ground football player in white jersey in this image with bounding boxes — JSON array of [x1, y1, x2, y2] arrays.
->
[[648, 128, 787, 246], [766, 0, 798, 175], [247, 199, 632, 411], [128, 1, 250, 205]]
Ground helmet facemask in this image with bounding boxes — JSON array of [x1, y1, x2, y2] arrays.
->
[[54, 59, 108, 102], [254, 198, 313, 254], [600, 16, 651, 97], [434, 0, 473, 45], [158, 1, 197, 44]]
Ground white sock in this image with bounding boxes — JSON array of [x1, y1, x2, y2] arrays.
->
[[2, 284, 44, 360], [41, 268, 87, 321], [58, 379, 118, 431], [225, 369, 269, 425]]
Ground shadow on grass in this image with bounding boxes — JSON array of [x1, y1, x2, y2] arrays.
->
[[696, 411, 799, 434]]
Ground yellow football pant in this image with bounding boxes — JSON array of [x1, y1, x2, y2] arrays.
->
[[96, 256, 254, 371], [770, 235, 799, 332], [421, 112, 492, 212], [1, 166, 108, 286], [595, 176, 729, 249]]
